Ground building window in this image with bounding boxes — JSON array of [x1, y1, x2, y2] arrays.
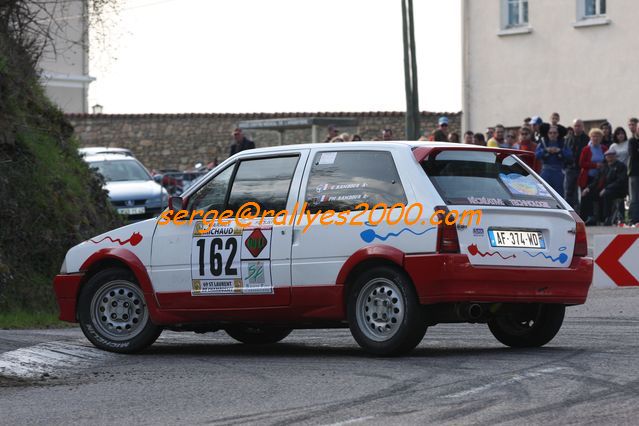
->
[[584, 0, 606, 17], [506, 0, 528, 27]]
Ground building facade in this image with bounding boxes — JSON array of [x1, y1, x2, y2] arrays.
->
[[462, 0, 639, 132], [38, 0, 93, 113]]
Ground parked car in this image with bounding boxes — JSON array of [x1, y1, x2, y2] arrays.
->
[[152, 170, 207, 196], [79, 147, 134, 157], [55, 142, 593, 356], [84, 154, 168, 220]]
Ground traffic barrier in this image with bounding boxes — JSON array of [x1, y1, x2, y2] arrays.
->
[[593, 234, 639, 288]]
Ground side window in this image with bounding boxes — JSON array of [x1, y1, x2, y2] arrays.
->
[[227, 156, 299, 213], [304, 151, 407, 213], [188, 165, 234, 212]]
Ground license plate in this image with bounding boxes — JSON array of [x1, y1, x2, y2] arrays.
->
[[117, 207, 145, 215], [488, 229, 545, 249]]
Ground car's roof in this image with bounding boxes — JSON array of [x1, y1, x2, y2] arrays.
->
[[83, 153, 138, 162], [234, 141, 468, 156], [79, 147, 133, 157]]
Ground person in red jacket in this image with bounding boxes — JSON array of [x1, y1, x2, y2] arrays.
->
[[517, 126, 540, 173], [579, 128, 608, 225]]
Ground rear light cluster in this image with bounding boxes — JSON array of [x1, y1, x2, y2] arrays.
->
[[570, 211, 588, 257], [435, 206, 460, 253]]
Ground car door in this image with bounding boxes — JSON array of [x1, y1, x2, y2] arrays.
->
[[150, 150, 309, 309], [291, 148, 424, 287]]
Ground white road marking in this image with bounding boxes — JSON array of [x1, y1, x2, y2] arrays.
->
[[442, 366, 566, 398], [0, 341, 115, 379]]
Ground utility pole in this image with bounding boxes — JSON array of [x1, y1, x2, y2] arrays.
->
[[401, 0, 420, 140]]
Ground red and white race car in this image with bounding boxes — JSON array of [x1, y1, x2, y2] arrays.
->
[[54, 142, 593, 356]]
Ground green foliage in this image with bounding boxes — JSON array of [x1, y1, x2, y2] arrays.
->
[[0, 31, 122, 313], [0, 309, 71, 329]]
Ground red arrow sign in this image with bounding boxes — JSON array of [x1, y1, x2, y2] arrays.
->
[[595, 234, 639, 286]]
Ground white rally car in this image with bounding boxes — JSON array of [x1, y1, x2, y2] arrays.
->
[[54, 142, 593, 356]]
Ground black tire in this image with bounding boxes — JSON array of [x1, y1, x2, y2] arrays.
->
[[347, 266, 426, 356], [488, 304, 565, 348], [78, 267, 162, 353], [225, 326, 292, 345]]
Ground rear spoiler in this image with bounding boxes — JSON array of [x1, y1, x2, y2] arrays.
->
[[413, 146, 536, 169]]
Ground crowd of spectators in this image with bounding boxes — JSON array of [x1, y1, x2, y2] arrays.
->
[[229, 113, 639, 227]]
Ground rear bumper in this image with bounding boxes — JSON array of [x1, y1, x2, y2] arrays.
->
[[53, 273, 84, 322], [404, 254, 593, 305]]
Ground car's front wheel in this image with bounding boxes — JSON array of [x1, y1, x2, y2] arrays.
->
[[78, 267, 162, 353], [225, 326, 292, 344], [347, 266, 427, 356], [488, 304, 565, 348]]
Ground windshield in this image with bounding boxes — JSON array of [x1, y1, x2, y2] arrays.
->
[[89, 160, 151, 182], [422, 150, 562, 209]]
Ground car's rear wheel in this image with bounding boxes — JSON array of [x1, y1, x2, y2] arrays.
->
[[225, 326, 292, 344], [347, 266, 426, 356], [488, 304, 565, 348], [78, 267, 162, 353]]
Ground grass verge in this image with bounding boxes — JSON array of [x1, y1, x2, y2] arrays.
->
[[0, 310, 73, 329]]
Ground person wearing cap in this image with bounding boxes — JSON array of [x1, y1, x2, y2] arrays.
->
[[324, 125, 339, 143], [229, 128, 255, 157], [583, 148, 628, 225], [535, 125, 572, 197], [431, 117, 449, 142], [530, 116, 550, 144]]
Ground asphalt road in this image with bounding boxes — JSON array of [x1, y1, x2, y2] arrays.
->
[[1, 287, 638, 425]]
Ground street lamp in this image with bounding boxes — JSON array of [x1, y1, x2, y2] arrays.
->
[[92, 104, 103, 114]]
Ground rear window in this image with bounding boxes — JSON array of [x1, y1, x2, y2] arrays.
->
[[421, 150, 562, 209]]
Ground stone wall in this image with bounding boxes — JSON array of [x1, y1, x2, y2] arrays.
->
[[66, 111, 461, 171]]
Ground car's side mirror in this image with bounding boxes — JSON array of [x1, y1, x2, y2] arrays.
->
[[153, 175, 162, 183], [169, 196, 185, 211]]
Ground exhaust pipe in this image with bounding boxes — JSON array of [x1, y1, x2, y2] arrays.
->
[[467, 303, 483, 321]]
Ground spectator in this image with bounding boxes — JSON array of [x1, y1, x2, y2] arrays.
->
[[609, 127, 629, 165], [351, 134, 362, 141], [600, 121, 613, 146], [629, 123, 639, 225], [564, 119, 590, 211], [473, 133, 487, 146], [382, 128, 393, 141], [229, 128, 255, 156], [431, 117, 449, 141], [463, 131, 474, 144], [566, 126, 574, 140], [324, 125, 339, 142], [589, 148, 627, 225], [530, 116, 550, 143], [518, 127, 540, 172], [339, 132, 352, 142], [487, 124, 507, 147], [579, 128, 608, 225], [535, 125, 572, 197], [448, 132, 460, 143], [486, 127, 495, 141], [329, 136, 345, 143], [506, 130, 519, 148], [523, 117, 532, 127], [627, 117, 638, 140], [549, 112, 567, 139]]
